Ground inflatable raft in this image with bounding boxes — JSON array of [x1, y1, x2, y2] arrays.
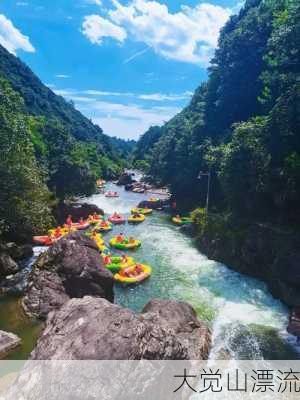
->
[[104, 256, 135, 273], [108, 214, 126, 224], [109, 237, 141, 250], [95, 221, 113, 232], [128, 214, 145, 223], [131, 207, 152, 215], [73, 222, 90, 230], [105, 191, 119, 198], [114, 264, 151, 284], [88, 214, 103, 224], [172, 216, 193, 225], [33, 236, 55, 246]]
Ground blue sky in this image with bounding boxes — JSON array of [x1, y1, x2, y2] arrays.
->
[[0, 0, 243, 139]]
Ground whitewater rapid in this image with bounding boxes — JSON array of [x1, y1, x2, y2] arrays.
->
[[82, 182, 298, 359]]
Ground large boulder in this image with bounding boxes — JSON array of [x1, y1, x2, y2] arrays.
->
[[0, 253, 19, 278], [22, 233, 114, 319], [288, 307, 300, 338], [0, 240, 33, 272], [117, 173, 134, 186], [3, 242, 33, 261], [0, 330, 21, 359], [31, 296, 211, 360], [138, 199, 169, 210], [54, 202, 104, 225]]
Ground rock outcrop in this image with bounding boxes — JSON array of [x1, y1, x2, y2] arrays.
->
[[117, 172, 134, 186], [22, 233, 114, 319], [31, 296, 211, 360], [199, 224, 300, 307], [287, 307, 300, 338], [0, 253, 19, 278], [54, 202, 104, 225], [0, 242, 33, 279], [138, 199, 169, 210], [0, 330, 21, 359]]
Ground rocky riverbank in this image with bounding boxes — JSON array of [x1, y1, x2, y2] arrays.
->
[[15, 230, 211, 360], [31, 296, 211, 360], [194, 219, 300, 338], [0, 242, 33, 295], [23, 232, 114, 319]]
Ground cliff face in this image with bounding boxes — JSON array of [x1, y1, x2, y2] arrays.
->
[[197, 222, 300, 308]]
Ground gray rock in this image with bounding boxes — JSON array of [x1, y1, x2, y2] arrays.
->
[[287, 307, 300, 338], [31, 296, 211, 360], [0, 330, 21, 359], [0, 253, 19, 278], [5, 243, 33, 260], [22, 233, 114, 319], [117, 173, 134, 186]]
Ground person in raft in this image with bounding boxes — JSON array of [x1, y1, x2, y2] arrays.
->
[[103, 254, 112, 265], [112, 212, 120, 219], [121, 254, 128, 263], [128, 236, 135, 244], [79, 217, 85, 225], [116, 233, 124, 243], [54, 226, 62, 239], [66, 215, 73, 228], [100, 220, 108, 227], [123, 264, 143, 277], [93, 212, 100, 220]]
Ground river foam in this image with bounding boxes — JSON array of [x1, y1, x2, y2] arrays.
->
[[81, 182, 297, 359]]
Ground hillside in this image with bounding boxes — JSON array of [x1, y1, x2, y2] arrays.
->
[[140, 0, 300, 225], [0, 44, 130, 241], [0, 44, 110, 148], [0, 44, 127, 199]]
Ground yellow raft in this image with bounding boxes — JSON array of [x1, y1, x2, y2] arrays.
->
[[109, 237, 141, 250], [88, 232, 105, 250], [103, 256, 135, 273], [131, 207, 152, 215], [114, 264, 152, 284], [94, 221, 113, 232], [48, 227, 72, 237], [172, 216, 193, 226], [128, 214, 145, 223]]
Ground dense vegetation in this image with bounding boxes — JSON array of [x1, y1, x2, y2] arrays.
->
[[133, 125, 163, 171], [0, 44, 125, 200], [0, 44, 131, 242], [0, 78, 53, 242], [139, 0, 300, 226]]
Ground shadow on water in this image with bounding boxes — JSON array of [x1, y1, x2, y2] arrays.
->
[[0, 295, 42, 359]]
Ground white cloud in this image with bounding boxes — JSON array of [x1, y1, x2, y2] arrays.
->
[[54, 87, 191, 102], [51, 85, 187, 138], [85, 0, 102, 5], [89, 101, 180, 139], [55, 74, 70, 79], [138, 92, 192, 101], [82, 0, 232, 66], [84, 89, 133, 96], [82, 14, 127, 45], [16, 2, 29, 6], [0, 14, 35, 55]]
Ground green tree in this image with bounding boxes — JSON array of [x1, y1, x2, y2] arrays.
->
[[0, 78, 53, 242]]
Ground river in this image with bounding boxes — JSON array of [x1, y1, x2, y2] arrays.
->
[[0, 180, 299, 359]]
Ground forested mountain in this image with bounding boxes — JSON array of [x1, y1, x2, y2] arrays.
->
[[133, 126, 163, 170], [0, 44, 125, 197], [0, 44, 127, 241], [109, 136, 136, 159], [140, 0, 300, 226]]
